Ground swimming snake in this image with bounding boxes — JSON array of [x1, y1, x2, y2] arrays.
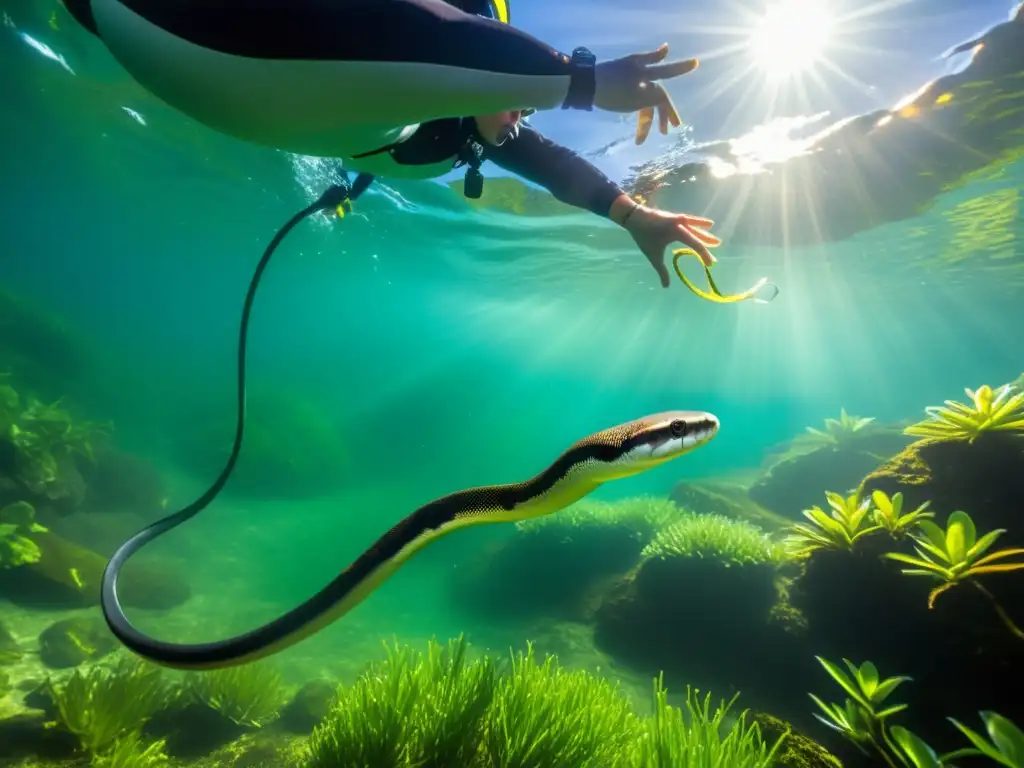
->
[[99, 185, 720, 670]]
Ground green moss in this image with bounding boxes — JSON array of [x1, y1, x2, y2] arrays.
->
[[0, 500, 47, 569], [641, 513, 787, 566], [517, 495, 683, 541], [307, 635, 784, 768], [752, 712, 842, 768], [184, 661, 286, 727]]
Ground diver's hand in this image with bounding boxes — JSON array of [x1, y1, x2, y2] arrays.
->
[[595, 43, 697, 133], [617, 201, 721, 288]]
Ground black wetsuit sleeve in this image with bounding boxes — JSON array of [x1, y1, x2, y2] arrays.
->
[[486, 124, 626, 217], [74, 0, 577, 112]]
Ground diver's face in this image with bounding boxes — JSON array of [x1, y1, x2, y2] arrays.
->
[[474, 110, 522, 146]]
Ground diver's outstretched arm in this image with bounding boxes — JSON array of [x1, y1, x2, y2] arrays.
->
[[63, 0, 696, 158], [486, 123, 626, 216]]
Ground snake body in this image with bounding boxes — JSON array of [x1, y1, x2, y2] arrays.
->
[[101, 410, 718, 670]]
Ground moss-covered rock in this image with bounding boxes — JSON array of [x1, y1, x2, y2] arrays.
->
[[38, 616, 120, 669], [669, 478, 790, 530], [452, 496, 683, 622], [0, 528, 190, 610], [593, 515, 802, 709], [752, 712, 844, 768], [859, 432, 1024, 547]]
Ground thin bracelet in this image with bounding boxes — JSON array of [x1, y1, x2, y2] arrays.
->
[[621, 200, 640, 226]]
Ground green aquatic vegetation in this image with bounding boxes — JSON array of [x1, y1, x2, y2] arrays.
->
[[809, 656, 910, 766], [811, 655, 1024, 768], [635, 673, 786, 767], [641, 512, 786, 566], [883, 510, 1024, 637], [0, 668, 10, 698], [871, 491, 933, 538], [0, 500, 47, 568], [46, 656, 173, 755], [784, 491, 882, 557], [516, 495, 682, 540], [309, 635, 783, 768], [904, 384, 1024, 442], [89, 731, 169, 768], [798, 408, 878, 447], [185, 660, 286, 727]]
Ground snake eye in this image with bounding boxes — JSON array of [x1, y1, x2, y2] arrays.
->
[[670, 419, 687, 437]]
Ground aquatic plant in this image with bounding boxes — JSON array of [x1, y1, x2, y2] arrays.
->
[[309, 636, 495, 767], [798, 408, 878, 447], [809, 656, 910, 763], [89, 731, 169, 768], [516, 495, 682, 541], [641, 512, 786, 566], [883, 510, 1024, 637], [46, 656, 174, 755], [0, 500, 47, 568], [784, 491, 882, 557], [635, 674, 786, 767], [870, 491, 933, 538], [308, 634, 784, 767], [904, 384, 1024, 443], [811, 655, 1024, 768], [185, 661, 286, 727]]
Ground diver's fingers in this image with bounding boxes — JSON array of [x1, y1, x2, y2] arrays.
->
[[645, 57, 699, 81], [679, 213, 715, 228], [636, 107, 654, 145], [658, 103, 670, 135], [628, 43, 671, 66], [685, 225, 723, 246], [676, 223, 717, 265]]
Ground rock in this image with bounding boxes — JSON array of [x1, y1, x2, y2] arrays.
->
[[0, 529, 190, 611], [789, 531, 1024, 754], [593, 556, 803, 708], [748, 439, 906, 519], [669, 479, 789, 530], [859, 432, 1024, 547], [0, 618, 21, 666], [38, 616, 119, 669], [752, 712, 844, 768], [279, 679, 338, 733]]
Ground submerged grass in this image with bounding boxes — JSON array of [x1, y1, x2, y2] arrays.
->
[[307, 635, 785, 768], [515, 496, 683, 541], [641, 513, 787, 567]]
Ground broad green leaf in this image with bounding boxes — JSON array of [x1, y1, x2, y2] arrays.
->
[[945, 516, 968, 564], [891, 726, 943, 768], [876, 703, 909, 719], [816, 657, 870, 709], [973, 548, 1024, 568], [967, 529, 1005, 562], [855, 661, 879, 697], [947, 510, 977, 553], [949, 718, 1012, 766], [884, 552, 946, 576], [982, 711, 1024, 767], [916, 520, 950, 560], [873, 675, 911, 704]]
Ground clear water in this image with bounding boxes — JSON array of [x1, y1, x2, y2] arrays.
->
[[2, 0, 1022, 765]]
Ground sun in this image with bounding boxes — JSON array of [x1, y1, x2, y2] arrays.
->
[[748, 0, 834, 80]]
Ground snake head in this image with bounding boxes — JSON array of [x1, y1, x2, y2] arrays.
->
[[582, 410, 719, 481]]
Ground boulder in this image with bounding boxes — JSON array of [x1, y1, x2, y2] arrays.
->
[[0, 529, 190, 611], [37, 616, 119, 669]]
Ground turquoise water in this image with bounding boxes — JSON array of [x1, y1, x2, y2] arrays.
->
[[2, 0, 1024, 766]]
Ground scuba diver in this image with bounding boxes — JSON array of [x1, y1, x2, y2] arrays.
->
[[62, 0, 721, 284]]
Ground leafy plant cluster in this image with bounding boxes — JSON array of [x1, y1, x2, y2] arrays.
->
[[641, 512, 787, 567], [307, 635, 787, 768], [797, 408, 880, 448], [516, 495, 684, 543], [811, 654, 1024, 767], [0, 500, 47, 569], [44, 653, 288, 765], [904, 383, 1024, 443], [785, 490, 1024, 635], [0, 371, 109, 502]]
